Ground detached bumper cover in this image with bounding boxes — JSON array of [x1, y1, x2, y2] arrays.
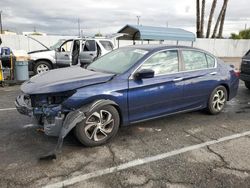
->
[[15, 95, 32, 116]]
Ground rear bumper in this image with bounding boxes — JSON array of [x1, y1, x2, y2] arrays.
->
[[15, 95, 32, 116], [240, 73, 250, 82]]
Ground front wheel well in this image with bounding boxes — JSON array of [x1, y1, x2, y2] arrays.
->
[[110, 104, 122, 126], [80, 99, 123, 126], [33, 59, 53, 74], [35, 59, 53, 68]]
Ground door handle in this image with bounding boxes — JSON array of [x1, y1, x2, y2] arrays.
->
[[64, 54, 69, 57], [173, 77, 183, 82], [89, 53, 94, 56], [210, 72, 217, 75]]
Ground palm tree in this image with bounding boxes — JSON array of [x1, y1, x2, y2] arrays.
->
[[196, 0, 201, 37], [211, 0, 229, 38], [217, 1, 228, 38], [206, 0, 217, 38], [200, 0, 206, 38]]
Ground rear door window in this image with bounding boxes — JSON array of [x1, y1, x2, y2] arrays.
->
[[182, 50, 209, 71], [83, 40, 96, 51]]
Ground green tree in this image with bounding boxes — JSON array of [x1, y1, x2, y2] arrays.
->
[[230, 29, 250, 39], [95, 32, 103, 37]]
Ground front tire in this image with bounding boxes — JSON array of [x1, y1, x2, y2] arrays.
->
[[244, 81, 250, 90], [207, 86, 227, 115], [74, 105, 120, 147], [34, 61, 52, 74]]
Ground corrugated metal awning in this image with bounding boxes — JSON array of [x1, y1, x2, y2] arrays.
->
[[117, 25, 196, 42]]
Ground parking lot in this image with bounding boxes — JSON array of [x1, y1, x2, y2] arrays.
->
[[1, 78, 250, 187]]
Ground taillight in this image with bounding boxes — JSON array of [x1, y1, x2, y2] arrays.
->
[[234, 69, 240, 77]]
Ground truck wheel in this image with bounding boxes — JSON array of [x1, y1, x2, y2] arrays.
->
[[34, 61, 52, 74], [245, 81, 250, 90], [207, 86, 228, 115], [74, 105, 120, 147]]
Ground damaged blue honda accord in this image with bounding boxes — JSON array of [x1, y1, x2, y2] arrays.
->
[[16, 45, 239, 149]]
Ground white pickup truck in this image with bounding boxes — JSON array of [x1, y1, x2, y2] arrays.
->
[[28, 37, 116, 74]]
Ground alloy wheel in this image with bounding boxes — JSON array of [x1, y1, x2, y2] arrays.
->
[[212, 89, 226, 111], [37, 64, 49, 74], [85, 110, 114, 142]]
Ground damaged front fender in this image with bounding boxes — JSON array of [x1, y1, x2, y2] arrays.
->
[[40, 99, 118, 160]]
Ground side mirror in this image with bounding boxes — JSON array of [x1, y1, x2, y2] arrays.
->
[[55, 47, 60, 52], [134, 69, 155, 80]]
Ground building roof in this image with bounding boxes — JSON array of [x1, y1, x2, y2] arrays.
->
[[117, 25, 196, 42]]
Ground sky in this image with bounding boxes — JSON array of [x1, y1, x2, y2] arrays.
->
[[0, 0, 250, 37]]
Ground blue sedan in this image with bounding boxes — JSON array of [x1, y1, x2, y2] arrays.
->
[[16, 45, 239, 148]]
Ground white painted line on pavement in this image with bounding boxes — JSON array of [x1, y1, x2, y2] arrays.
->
[[43, 130, 250, 188], [23, 124, 35, 128], [0, 108, 16, 111]]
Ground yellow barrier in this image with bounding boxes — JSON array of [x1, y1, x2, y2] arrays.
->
[[0, 60, 3, 82]]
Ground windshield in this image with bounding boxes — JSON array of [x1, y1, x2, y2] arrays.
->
[[87, 48, 148, 74], [50, 39, 66, 50]]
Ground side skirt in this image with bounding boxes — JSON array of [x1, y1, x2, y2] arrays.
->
[[130, 105, 204, 124]]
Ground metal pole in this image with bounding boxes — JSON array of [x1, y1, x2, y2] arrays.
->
[[78, 18, 80, 37], [137, 16, 140, 25], [0, 11, 3, 34]]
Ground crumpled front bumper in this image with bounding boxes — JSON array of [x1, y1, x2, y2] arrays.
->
[[15, 95, 33, 116], [15, 94, 86, 138]]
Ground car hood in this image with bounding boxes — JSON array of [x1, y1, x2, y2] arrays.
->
[[28, 50, 55, 59], [21, 67, 115, 94], [28, 49, 51, 54]]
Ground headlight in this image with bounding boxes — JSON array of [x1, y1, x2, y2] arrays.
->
[[30, 90, 76, 107]]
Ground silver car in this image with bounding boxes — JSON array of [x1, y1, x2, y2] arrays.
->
[[28, 37, 115, 74]]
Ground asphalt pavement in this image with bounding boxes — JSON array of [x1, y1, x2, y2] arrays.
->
[[0, 81, 250, 188]]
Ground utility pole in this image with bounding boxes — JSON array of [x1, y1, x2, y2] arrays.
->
[[77, 18, 81, 37], [245, 23, 247, 30], [136, 16, 140, 25], [0, 11, 3, 34]]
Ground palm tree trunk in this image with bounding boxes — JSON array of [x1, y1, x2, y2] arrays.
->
[[217, 1, 228, 38], [196, 0, 201, 37], [211, 0, 229, 38], [200, 0, 206, 38], [206, 0, 217, 38]]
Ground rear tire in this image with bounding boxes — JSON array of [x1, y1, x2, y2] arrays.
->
[[34, 61, 52, 74], [244, 81, 250, 90], [74, 105, 120, 147], [207, 86, 228, 115]]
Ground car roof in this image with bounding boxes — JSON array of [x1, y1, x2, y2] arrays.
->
[[123, 44, 202, 52]]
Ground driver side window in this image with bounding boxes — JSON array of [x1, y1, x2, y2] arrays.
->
[[60, 40, 73, 52], [138, 50, 179, 76]]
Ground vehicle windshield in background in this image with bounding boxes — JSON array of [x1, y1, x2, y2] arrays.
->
[[87, 48, 148, 74], [50, 39, 66, 50], [99, 40, 114, 50]]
